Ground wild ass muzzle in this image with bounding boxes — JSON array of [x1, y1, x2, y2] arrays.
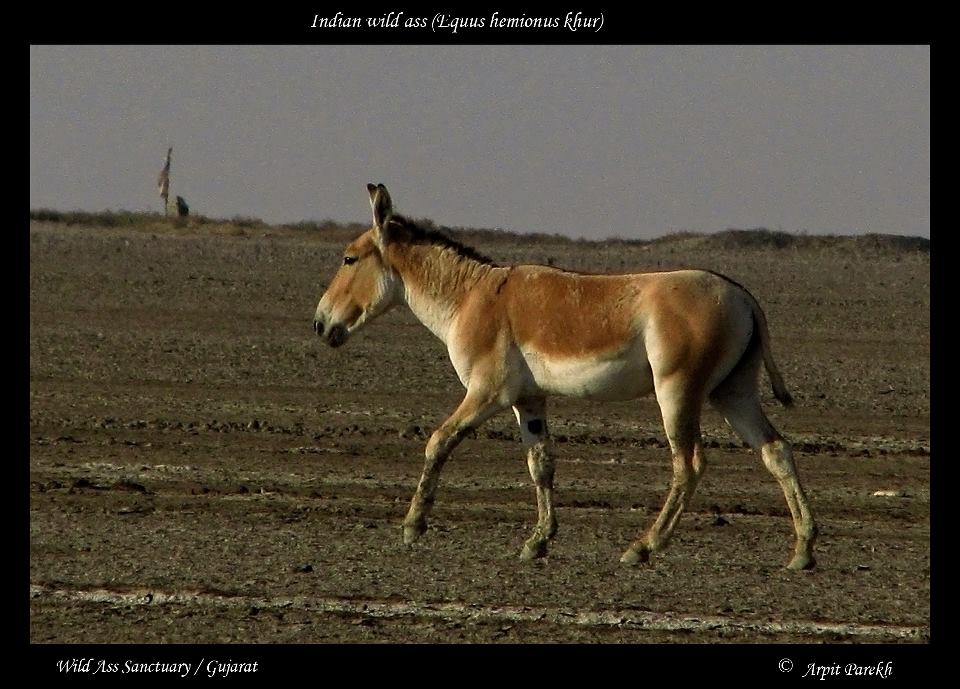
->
[[313, 183, 817, 570]]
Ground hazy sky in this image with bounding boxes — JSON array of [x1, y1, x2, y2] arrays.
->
[[30, 45, 929, 239]]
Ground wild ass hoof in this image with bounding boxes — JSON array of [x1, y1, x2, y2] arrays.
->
[[786, 553, 816, 571], [402, 522, 427, 545], [520, 538, 548, 560], [619, 546, 651, 565]]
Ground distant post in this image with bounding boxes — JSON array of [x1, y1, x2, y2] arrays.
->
[[157, 147, 172, 215]]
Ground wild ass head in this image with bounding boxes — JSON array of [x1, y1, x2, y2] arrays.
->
[[313, 183, 403, 347]]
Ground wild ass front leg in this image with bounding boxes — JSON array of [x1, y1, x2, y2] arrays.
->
[[513, 398, 557, 560], [403, 391, 504, 545]]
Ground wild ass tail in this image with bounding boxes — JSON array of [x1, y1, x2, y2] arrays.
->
[[750, 299, 794, 407]]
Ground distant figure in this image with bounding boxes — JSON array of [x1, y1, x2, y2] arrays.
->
[[174, 195, 189, 217], [157, 147, 172, 214]]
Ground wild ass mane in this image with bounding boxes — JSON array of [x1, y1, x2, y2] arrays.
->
[[385, 214, 496, 266]]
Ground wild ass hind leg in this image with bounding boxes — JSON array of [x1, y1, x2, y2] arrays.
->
[[513, 398, 557, 560], [403, 389, 506, 545], [710, 388, 817, 570], [621, 382, 707, 565]]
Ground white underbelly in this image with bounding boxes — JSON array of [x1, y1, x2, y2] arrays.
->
[[520, 347, 654, 401]]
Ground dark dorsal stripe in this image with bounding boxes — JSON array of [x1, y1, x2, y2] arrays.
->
[[387, 215, 496, 266], [704, 269, 750, 296]]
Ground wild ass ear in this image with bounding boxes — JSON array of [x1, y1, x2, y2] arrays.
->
[[367, 183, 393, 230]]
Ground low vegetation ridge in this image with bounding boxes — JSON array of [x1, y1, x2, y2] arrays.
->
[[29, 209, 930, 254]]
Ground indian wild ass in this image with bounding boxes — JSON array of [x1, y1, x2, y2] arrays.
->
[[313, 184, 817, 570]]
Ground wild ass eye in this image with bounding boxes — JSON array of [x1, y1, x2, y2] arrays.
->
[[343, 256, 358, 266]]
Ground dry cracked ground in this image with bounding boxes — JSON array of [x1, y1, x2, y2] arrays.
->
[[29, 220, 929, 643]]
